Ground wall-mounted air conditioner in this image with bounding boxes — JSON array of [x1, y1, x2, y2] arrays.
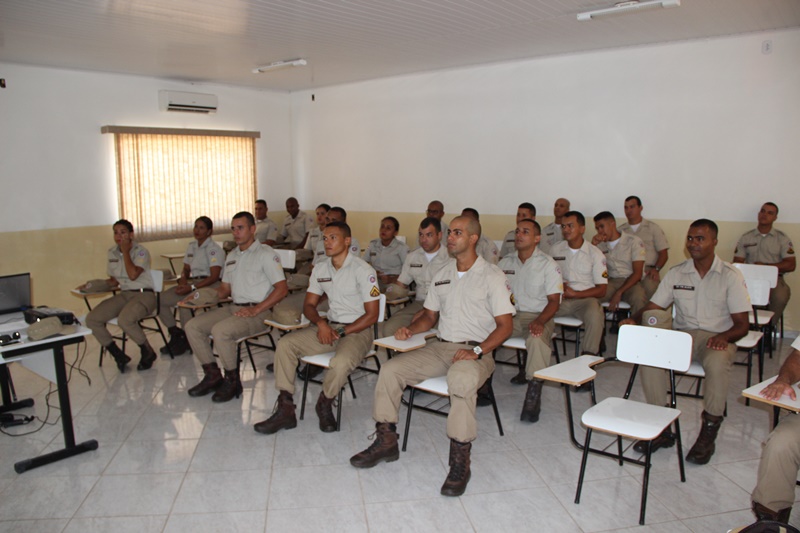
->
[[158, 90, 218, 113]]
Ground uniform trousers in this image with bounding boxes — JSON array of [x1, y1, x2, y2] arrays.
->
[[602, 277, 648, 316], [768, 276, 791, 326], [641, 271, 661, 301], [639, 310, 735, 417], [510, 312, 556, 380], [157, 281, 220, 329], [86, 292, 156, 347], [555, 298, 604, 354], [274, 324, 374, 399], [381, 300, 424, 339], [752, 413, 800, 511], [185, 305, 274, 371], [372, 341, 495, 443]]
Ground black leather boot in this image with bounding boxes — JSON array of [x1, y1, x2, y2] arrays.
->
[[686, 411, 723, 465], [160, 326, 190, 356], [350, 422, 400, 468], [316, 392, 337, 432], [105, 342, 131, 373], [752, 501, 792, 523], [633, 428, 676, 454], [187, 363, 223, 397], [137, 342, 158, 370], [441, 440, 472, 497], [254, 391, 297, 434], [211, 370, 242, 403], [520, 379, 543, 423]]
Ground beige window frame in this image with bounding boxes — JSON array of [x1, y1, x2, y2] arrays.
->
[[101, 126, 259, 241]]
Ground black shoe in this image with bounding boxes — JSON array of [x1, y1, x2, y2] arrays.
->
[[254, 391, 297, 434], [137, 343, 158, 370], [211, 371, 243, 403], [509, 369, 527, 385], [106, 343, 131, 373], [476, 380, 493, 407], [350, 423, 400, 468], [160, 327, 191, 356], [633, 429, 676, 454], [315, 392, 338, 432]]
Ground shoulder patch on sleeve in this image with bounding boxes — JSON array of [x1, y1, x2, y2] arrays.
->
[[370, 286, 380, 297]]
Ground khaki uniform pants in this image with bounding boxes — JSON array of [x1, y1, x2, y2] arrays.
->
[[639, 310, 735, 416], [274, 324, 374, 398], [555, 298, 604, 354], [372, 341, 495, 443], [753, 413, 800, 511], [381, 300, 424, 339], [768, 276, 791, 326], [86, 292, 156, 347], [641, 273, 661, 302], [602, 278, 648, 316], [510, 312, 555, 380], [157, 282, 220, 329], [184, 305, 274, 371]]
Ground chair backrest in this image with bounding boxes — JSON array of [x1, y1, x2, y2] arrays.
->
[[150, 269, 164, 292], [734, 263, 779, 289], [616, 324, 692, 372], [744, 279, 772, 307], [397, 235, 406, 244], [275, 248, 296, 270]]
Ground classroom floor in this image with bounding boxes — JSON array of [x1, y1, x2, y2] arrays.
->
[[0, 326, 798, 533]]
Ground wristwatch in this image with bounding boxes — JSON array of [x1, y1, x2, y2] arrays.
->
[[336, 326, 347, 337], [191, 284, 197, 291], [472, 345, 483, 358]]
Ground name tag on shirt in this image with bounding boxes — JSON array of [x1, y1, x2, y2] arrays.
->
[[674, 285, 695, 291], [317, 277, 332, 283], [503, 270, 515, 275], [552, 256, 566, 261], [434, 280, 451, 286], [410, 263, 423, 268]]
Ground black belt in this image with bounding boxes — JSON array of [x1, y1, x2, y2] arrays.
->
[[438, 338, 479, 346], [233, 302, 259, 307], [123, 288, 154, 293]]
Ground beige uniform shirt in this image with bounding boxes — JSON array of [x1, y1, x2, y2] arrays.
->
[[424, 256, 516, 343], [539, 222, 565, 256], [107, 243, 153, 290], [255, 219, 279, 243], [363, 238, 409, 275], [281, 211, 315, 245], [596, 232, 646, 279], [618, 219, 669, 269], [550, 240, 608, 292], [309, 254, 380, 324], [499, 249, 563, 313], [499, 229, 516, 259], [305, 226, 323, 253], [313, 236, 361, 266], [651, 255, 751, 333], [477, 235, 499, 265], [734, 228, 795, 266], [397, 245, 450, 302], [222, 243, 286, 304], [183, 239, 224, 278]]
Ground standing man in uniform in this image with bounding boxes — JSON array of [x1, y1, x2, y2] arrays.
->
[[622, 219, 750, 464], [539, 198, 570, 256], [255, 221, 380, 434], [592, 211, 648, 317], [734, 202, 795, 327], [279, 197, 316, 249], [461, 208, 499, 264], [349, 215, 514, 497], [499, 203, 536, 259], [185, 211, 288, 403], [363, 216, 409, 292], [499, 219, 562, 421], [254, 199, 279, 246], [550, 211, 607, 356], [382, 217, 450, 338], [619, 196, 670, 300]]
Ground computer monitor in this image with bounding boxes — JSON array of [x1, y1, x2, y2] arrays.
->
[[0, 273, 32, 315]]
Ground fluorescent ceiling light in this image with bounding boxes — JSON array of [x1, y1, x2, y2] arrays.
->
[[577, 0, 680, 21], [252, 59, 308, 74]]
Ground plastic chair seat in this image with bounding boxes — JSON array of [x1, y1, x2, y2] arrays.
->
[[582, 397, 681, 441], [554, 316, 583, 328]]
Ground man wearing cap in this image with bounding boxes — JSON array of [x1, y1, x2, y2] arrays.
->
[[255, 221, 380, 434], [279, 197, 316, 249], [184, 211, 288, 403], [499, 203, 536, 259], [349, 215, 514, 497], [539, 198, 570, 256], [618, 196, 670, 299], [363, 216, 409, 292], [254, 199, 279, 246]]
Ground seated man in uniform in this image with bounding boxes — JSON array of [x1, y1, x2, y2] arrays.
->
[[619, 195, 670, 300], [297, 203, 330, 265], [426, 200, 449, 239], [279, 197, 316, 249], [592, 211, 648, 318], [254, 221, 380, 434], [83, 219, 157, 373], [499, 219, 562, 420], [539, 198, 570, 256], [363, 216, 409, 292], [184, 211, 288, 403], [254, 199, 279, 246], [157, 216, 223, 356], [622, 219, 750, 464], [461, 207, 499, 264], [382, 217, 450, 338], [312, 207, 360, 267], [349, 215, 514, 497], [499, 202, 536, 259], [734, 202, 795, 327], [748, 337, 800, 524], [550, 211, 607, 356]]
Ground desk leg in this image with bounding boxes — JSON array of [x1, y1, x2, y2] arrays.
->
[[14, 345, 98, 473], [0, 366, 34, 415]]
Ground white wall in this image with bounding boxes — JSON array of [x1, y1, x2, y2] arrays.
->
[[290, 29, 800, 223], [0, 63, 294, 233]]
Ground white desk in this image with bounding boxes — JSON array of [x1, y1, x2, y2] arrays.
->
[[742, 376, 800, 430]]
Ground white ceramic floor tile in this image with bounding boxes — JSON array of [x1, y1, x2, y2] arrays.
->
[[646, 465, 752, 519], [165, 511, 266, 533], [0, 519, 69, 533], [63, 515, 167, 533], [462, 487, 582, 532], [189, 436, 273, 471], [268, 505, 367, 532], [106, 439, 198, 474], [128, 410, 208, 440], [0, 475, 98, 520], [365, 498, 472, 533], [358, 454, 447, 503], [75, 473, 184, 517], [268, 465, 361, 510], [171, 469, 270, 513]]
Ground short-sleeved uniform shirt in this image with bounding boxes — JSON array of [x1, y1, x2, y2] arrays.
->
[[539, 222, 565, 256], [499, 249, 563, 313], [596, 232, 646, 279], [255, 219, 279, 243], [424, 256, 516, 343], [499, 229, 516, 259], [108, 243, 153, 290], [222, 243, 286, 304], [549, 240, 608, 291], [281, 211, 316, 245], [313, 236, 361, 266], [618, 219, 670, 268], [651, 255, 751, 333], [305, 226, 323, 253], [734, 228, 795, 266], [477, 235, 499, 264], [309, 254, 380, 324], [397, 245, 450, 302], [184, 239, 224, 278], [792, 336, 800, 351], [363, 238, 409, 276]]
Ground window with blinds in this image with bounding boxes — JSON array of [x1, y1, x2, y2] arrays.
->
[[101, 126, 259, 241]]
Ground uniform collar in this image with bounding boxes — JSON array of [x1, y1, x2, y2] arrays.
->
[[682, 254, 724, 275]]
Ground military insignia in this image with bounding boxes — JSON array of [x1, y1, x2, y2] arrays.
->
[[510, 293, 516, 305], [351, 246, 359, 253], [602, 271, 608, 278], [274, 255, 281, 263], [188, 253, 195, 258], [647, 316, 658, 326], [788, 247, 795, 255], [369, 275, 376, 284], [138, 250, 145, 256], [370, 286, 380, 297]]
